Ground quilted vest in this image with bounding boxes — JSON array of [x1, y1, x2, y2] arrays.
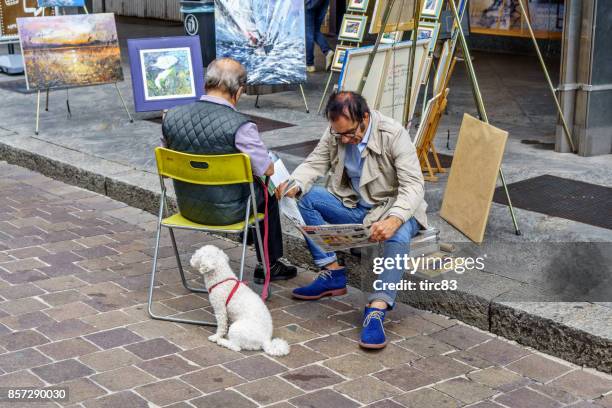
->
[[162, 100, 252, 225]]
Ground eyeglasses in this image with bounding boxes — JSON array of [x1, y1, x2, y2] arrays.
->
[[329, 122, 362, 139]]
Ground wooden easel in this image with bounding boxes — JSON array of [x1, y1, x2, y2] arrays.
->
[[416, 57, 457, 181]]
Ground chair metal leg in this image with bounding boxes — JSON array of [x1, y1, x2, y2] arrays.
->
[[168, 227, 207, 293], [250, 193, 270, 299], [238, 201, 252, 281], [148, 199, 216, 327]]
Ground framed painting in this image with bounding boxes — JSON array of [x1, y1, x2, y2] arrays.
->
[[331, 45, 352, 72], [417, 21, 439, 52], [380, 30, 402, 44], [37, 0, 85, 6], [421, 0, 444, 19], [346, 0, 369, 13], [215, 0, 306, 86], [369, 0, 416, 34], [128, 36, 204, 112], [17, 13, 123, 90], [1, 0, 49, 39], [339, 14, 368, 42]]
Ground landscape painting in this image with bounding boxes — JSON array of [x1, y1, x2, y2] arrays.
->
[[37, 0, 85, 7], [215, 0, 306, 86], [128, 36, 204, 112], [18, 13, 123, 90]]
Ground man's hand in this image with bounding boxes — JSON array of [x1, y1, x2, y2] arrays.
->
[[275, 181, 301, 200], [369, 216, 403, 242], [264, 162, 275, 177]]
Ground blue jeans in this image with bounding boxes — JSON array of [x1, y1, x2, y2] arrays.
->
[[298, 186, 420, 307], [305, 0, 331, 66]]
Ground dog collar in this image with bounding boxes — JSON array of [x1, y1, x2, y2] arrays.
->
[[208, 278, 245, 306]]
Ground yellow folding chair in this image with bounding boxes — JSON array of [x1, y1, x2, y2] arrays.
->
[[148, 147, 267, 326]]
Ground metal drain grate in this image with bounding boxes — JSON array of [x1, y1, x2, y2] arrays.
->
[[493, 175, 612, 230]]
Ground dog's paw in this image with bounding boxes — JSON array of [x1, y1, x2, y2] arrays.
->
[[208, 334, 220, 343]]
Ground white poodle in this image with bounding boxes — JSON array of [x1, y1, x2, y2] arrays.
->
[[190, 245, 289, 356]]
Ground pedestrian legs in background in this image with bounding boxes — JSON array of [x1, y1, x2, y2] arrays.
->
[[306, 0, 332, 72]]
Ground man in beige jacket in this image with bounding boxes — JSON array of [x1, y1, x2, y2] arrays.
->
[[280, 91, 427, 349]]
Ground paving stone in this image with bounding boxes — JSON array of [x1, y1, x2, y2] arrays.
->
[[124, 338, 181, 360], [595, 394, 612, 408], [272, 344, 326, 368], [32, 359, 94, 384], [37, 318, 95, 340], [236, 376, 303, 405], [448, 350, 495, 369], [161, 294, 210, 312], [433, 378, 497, 404], [39, 290, 87, 306], [83, 390, 150, 408], [0, 258, 48, 273], [0, 322, 11, 336], [39, 252, 83, 267], [0, 297, 48, 315], [0, 329, 49, 351], [180, 344, 242, 367], [0, 348, 51, 372], [0, 283, 45, 300], [463, 402, 506, 408], [395, 335, 456, 357], [468, 366, 530, 392], [411, 354, 474, 381], [468, 339, 531, 366], [127, 319, 187, 340], [323, 353, 384, 379], [495, 387, 562, 408], [364, 399, 405, 408], [84, 328, 143, 349], [549, 370, 612, 400], [45, 301, 99, 321], [285, 302, 338, 320], [91, 365, 156, 391], [0, 370, 46, 387], [135, 379, 201, 406], [224, 354, 287, 380], [430, 324, 493, 349], [6, 246, 51, 259], [282, 364, 346, 391], [79, 282, 124, 297], [374, 365, 437, 391], [289, 389, 360, 408], [507, 354, 573, 383], [181, 366, 245, 393], [299, 316, 352, 335], [393, 387, 463, 408], [304, 334, 356, 357], [34, 275, 88, 292], [0, 268, 47, 284], [335, 375, 402, 404], [137, 354, 199, 379], [274, 323, 320, 344], [59, 378, 106, 405], [356, 343, 421, 368], [80, 310, 139, 331], [73, 246, 119, 260], [79, 348, 142, 372], [38, 338, 99, 360], [528, 383, 580, 405]]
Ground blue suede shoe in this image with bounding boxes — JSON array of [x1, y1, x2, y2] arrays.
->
[[292, 268, 347, 300], [359, 307, 388, 349]]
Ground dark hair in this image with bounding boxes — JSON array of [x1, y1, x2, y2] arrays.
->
[[324, 91, 370, 123]]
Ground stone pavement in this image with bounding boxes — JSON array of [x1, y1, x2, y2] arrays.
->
[[1, 161, 611, 407]]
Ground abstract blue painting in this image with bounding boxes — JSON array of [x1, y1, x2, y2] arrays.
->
[[37, 0, 86, 6], [215, 0, 306, 86]]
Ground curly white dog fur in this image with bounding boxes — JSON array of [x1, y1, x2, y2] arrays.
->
[[190, 245, 290, 356]]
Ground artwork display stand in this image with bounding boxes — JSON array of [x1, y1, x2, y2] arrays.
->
[[33, 6, 133, 135], [445, 0, 521, 236], [316, 5, 370, 114]]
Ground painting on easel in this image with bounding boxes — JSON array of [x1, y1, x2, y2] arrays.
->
[[215, 0, 306, 86], [17, 13, 123, 90]]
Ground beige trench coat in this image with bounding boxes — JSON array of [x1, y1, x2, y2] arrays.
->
[[292, 110, 428, 229]]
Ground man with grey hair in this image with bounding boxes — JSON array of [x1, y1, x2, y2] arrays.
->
[[162, 58, 297, 284]]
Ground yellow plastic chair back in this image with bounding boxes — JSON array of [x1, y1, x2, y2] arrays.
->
[[155, 147, 254, 185]]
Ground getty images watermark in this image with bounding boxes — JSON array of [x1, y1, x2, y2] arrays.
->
[[371, 254, 486, 292]]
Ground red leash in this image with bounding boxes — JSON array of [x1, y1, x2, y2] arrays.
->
[[261, 178, 271, 301], [208, 278, 245, 306]]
